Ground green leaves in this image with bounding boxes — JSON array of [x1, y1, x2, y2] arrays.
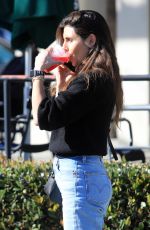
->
[[0, 158, 62, 230], [105, 162, 150, 230]]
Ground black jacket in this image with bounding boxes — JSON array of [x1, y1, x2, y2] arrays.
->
[[38, 73, 115, 157]]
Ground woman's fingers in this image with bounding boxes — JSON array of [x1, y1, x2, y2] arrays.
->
[[34, 50, 48, 70], [34, 49, 61, 71]]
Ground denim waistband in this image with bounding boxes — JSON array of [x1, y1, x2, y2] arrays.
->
[[55, 155, 102, 163]]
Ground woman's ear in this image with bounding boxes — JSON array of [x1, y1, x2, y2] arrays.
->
[[85, 34, 96, 48]]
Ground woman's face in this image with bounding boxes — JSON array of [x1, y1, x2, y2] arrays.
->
[[62, 26, 90, 67]]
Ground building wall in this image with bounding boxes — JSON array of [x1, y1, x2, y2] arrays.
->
[[78, 0, 107, 17], [116, 0, 150, 147]]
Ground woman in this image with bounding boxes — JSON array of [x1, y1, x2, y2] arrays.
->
[[31, 10, 123, 230]]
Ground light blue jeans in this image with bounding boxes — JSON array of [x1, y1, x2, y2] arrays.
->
[[53, 155, 112, 230]]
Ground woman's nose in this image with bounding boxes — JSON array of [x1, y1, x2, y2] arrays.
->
[[63, 42, 69, 52]]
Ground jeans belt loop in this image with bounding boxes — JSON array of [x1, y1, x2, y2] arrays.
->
[[83, 156, 86, 163]]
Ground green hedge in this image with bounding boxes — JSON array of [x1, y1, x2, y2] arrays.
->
[[104, 162, 150, 230], [0, 158, 62, 230], [0, 157, 149, 230]]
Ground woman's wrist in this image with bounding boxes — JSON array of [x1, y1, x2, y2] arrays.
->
[[30, 69, 45, 76], [30, 69, 45, 83], [56, 83, 64, 92], [32, 75, 44, 83], [56, 85, 60, 97]]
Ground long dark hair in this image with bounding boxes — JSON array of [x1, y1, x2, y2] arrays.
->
[[56, 10, 123, 125]]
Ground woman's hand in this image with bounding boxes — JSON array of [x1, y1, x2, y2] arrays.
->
[[34, 41, 63, 71], [53, 65, 75, 95]]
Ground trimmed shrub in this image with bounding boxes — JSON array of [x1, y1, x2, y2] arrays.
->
[[0, 157, 149, 230], [0, 158, 62, 230], [104, 162, 150, 230]]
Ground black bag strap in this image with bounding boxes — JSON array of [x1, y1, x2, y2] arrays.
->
[[108, 134, 118, 160]]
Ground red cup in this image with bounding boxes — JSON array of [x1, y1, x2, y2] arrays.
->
[[44, 42, 70, 73]]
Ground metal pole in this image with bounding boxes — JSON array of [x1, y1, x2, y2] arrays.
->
[[24, 44, 32, 112], [23, 44, 32, 160], [3, 79, 11, 159]]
